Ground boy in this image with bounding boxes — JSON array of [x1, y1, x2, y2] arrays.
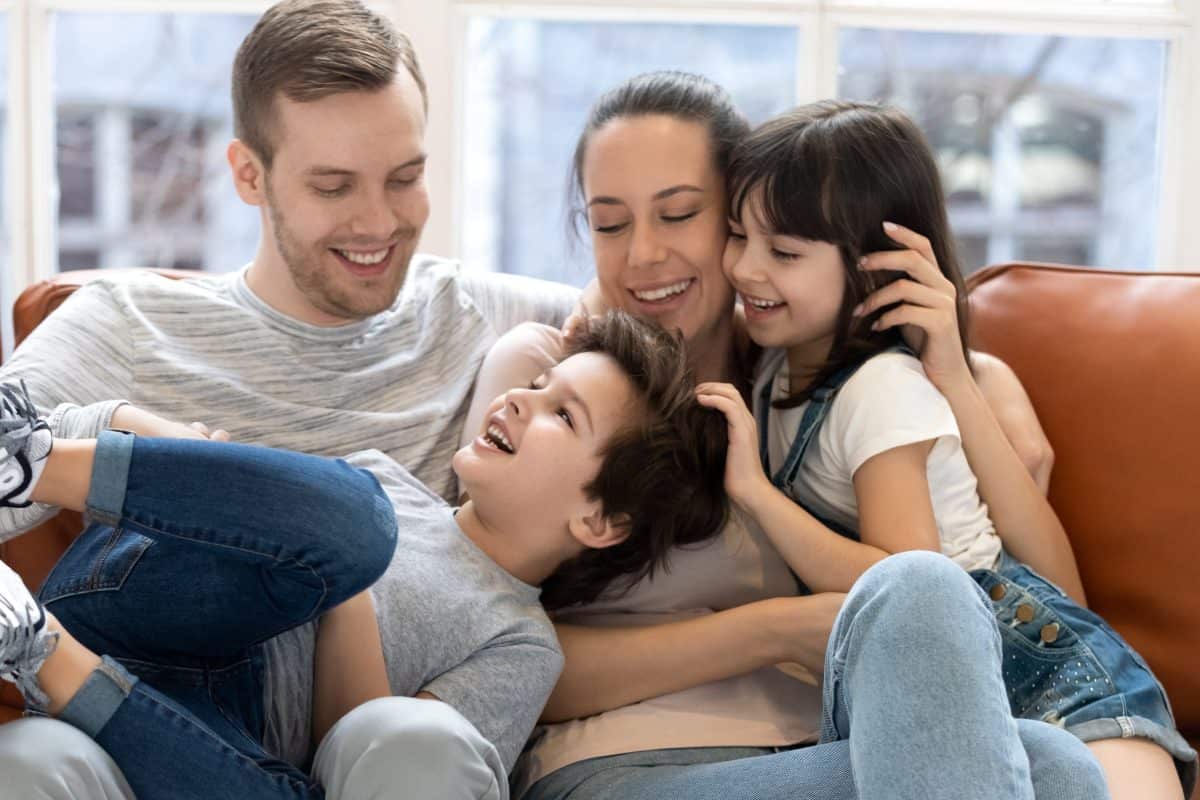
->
[[0, 312, 728, 799]]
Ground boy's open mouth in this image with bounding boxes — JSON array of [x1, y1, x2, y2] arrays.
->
[[484, 423, 515, 454]]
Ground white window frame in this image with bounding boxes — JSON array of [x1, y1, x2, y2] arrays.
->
[[3, 0, 1198, 338]]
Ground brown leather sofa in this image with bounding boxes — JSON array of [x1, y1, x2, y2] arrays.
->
[[0, 263, 1197, 797]]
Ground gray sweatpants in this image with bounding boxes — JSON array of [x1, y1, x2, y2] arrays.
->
[[0, 696, 505, 799]]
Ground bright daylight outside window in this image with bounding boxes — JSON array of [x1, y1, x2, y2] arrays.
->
[[462, 19, 799, 286], [839, 29, 1166, 273], [54, 12, 259, 272]]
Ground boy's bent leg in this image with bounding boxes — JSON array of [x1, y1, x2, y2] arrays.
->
[[0, 717, 135, 800], [42, 432, 397, 665], [821, 551, 1035, 800], [313, 697, 506, 800]]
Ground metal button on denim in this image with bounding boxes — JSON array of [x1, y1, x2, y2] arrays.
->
[[1040, 623, 1060, 644], [1016, 604, 1036, 623], [989, 584, 1007, 602]]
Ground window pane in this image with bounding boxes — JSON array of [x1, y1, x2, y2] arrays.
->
[[54, 13, 259, 272], [839, 30, 1166, 273], [463, 18, 799, 285]]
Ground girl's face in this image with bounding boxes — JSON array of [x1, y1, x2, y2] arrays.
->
[[582, 115, 734, 345], [723, 190, 846, 361]]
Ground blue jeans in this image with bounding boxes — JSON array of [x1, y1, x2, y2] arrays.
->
[[35, 432, 398, 800], [523, 552, 1110, 800]]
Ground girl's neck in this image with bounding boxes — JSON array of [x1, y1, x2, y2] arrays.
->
[[785, 336, 835, 394]]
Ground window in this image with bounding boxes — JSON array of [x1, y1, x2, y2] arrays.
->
[[839, 29, 1167, 273], [53, 11, 259, 272], [461, 18, 799, 285]]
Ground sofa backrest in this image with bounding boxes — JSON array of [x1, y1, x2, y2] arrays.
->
[[968, 263, 1200, 743]]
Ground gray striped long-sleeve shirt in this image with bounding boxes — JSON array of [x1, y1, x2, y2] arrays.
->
[[0, 254, 577, 763]]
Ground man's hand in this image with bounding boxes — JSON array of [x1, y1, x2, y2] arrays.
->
[[109, 405, 230, 442]]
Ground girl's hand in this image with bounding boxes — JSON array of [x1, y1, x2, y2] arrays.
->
[[854, 221, 971, 391], [696, 382, 772, 511]]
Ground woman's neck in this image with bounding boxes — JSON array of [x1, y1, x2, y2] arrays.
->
[[690, 314, 740, 385]]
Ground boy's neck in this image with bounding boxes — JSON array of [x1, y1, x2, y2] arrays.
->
[[453, 500, 562, 587]]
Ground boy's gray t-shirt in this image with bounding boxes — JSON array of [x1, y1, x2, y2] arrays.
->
[[265, 449, 564, 773]]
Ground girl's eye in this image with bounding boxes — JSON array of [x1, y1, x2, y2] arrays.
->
[[662, 211, 698, 224], [557, 409, 574, 429], [728, 230, 747, 241], [772, 248, 801, 261]]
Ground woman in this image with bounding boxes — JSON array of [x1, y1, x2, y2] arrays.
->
[[465, 72, 1102, 799]]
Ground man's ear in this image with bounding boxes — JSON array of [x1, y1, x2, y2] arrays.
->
[[228, 139, 267, 206], [567, 506, 631, 550]]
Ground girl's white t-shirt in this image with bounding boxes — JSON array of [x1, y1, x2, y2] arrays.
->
[[757, 348, 1002, 572]]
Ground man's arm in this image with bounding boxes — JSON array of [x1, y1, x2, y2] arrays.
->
[[2, 282, 137, 433], [457, 269, 581, 337]]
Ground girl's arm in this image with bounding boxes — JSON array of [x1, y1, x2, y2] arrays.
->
[[857, 222, 1086, 604], [312, 591, 392, 747], [696, 384, 940, 594], [543, 592, 844, 722]]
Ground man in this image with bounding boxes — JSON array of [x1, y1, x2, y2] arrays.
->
[[0, 1, 576, 797]]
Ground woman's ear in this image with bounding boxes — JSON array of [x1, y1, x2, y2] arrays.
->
[[567, 507, 631, 551]]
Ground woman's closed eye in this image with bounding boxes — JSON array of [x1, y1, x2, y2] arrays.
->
[[662, 210, 699, 224]]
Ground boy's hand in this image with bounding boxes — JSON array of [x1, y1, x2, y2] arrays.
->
[[855, 221, 971, 391], [696, 382, 771, 511]]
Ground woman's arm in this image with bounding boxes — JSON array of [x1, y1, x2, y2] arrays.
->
[[543, 592, 843, 722], [858, 222, 1085, 604], [312, 591, 392, 747]]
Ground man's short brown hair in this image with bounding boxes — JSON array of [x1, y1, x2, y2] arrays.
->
[[232, 0, 428, 166], [539, 312, 730, 611]]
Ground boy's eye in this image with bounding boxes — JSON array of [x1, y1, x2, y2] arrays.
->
[[557, 408, 574, 429]]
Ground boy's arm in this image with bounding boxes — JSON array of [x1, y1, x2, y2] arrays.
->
[[419, 636, 564, 771], [312, 591, 392, 749]]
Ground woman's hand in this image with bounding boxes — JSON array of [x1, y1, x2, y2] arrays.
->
[[695, 382, 771, 511], [854, 221, 970, 392]]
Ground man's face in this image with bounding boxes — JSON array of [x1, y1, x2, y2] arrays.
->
[[247, 70, 429, 325], [453, 352, 639, 529]]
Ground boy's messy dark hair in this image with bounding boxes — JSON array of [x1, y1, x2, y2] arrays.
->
[[727, 100, 971, 407], [539, 311, 729, 610]]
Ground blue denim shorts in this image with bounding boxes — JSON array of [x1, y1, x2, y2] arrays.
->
[[971, 551, 1197, 794]]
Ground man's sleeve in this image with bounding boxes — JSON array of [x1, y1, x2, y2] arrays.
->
[[422, 637, 565, 772], [1, 282, 136, 436], [458, 270, 580, 336]]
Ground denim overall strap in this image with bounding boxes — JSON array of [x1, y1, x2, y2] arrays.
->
[[756, 347, 915, 543]]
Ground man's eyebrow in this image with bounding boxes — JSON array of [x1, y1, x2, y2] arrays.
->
[[587, 184, 704, 208], [546, 366, 594, 434], [305, 155, 427, 178]]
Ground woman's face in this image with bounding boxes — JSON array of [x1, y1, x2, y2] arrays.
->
[[581, 115, 734, 345]]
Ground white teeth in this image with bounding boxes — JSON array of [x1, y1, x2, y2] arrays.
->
[[486, 423, 514, 453], [742, 294, 784, 310], [337, 248, 390, 265], [634, 280, 692, 302]]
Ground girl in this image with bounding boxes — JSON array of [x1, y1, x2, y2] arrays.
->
[[701, 99, 1197, 799]]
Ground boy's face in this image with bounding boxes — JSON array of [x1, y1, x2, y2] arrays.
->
[[232, 69, 429, 326], [454, 352, 639, 530]]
